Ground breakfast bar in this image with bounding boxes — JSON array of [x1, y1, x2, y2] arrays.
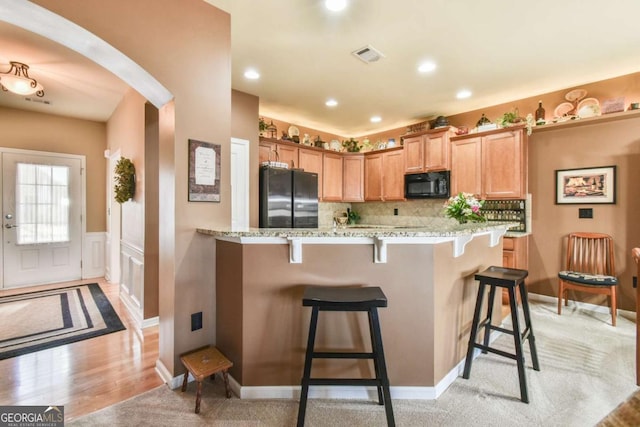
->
[[198, 223, 512, 400]]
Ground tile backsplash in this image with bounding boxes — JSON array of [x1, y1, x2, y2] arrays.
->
[[319, 199, 449, 227]]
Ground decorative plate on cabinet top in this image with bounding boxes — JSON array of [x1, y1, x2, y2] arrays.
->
[[329, 140, 342, 151], [554, 102, 574, 118], [565, 88, 587, 102], [287, 125, 300, 138], [577, 98, 601, 118]]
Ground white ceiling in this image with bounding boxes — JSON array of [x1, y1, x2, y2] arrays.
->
[[0, 20, 129, 122], [208, 0, 640, 136], [2, 1, 640, 136]]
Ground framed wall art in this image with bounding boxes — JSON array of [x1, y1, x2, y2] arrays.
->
[[188, 139, 221, 202], [555, 165, 616, 204]]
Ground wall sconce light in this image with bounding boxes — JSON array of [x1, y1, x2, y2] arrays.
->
[[0, 61, 44, 97]]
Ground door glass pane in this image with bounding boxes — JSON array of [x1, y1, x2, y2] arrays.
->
[[16, 163, 70, 244]]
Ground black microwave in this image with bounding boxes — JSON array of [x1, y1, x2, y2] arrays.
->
[[404, 171, 450, 199]]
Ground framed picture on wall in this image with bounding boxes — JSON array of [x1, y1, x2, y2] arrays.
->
[[555, 165, 616, 204], [188, 139, 221, 202]]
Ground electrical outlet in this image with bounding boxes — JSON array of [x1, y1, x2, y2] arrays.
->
[[191, 312, 203, 331], [578, 208, 593, 219], [394, 208, 398, 216]]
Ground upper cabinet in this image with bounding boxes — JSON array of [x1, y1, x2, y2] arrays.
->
[[404, 127, 456, 174], [451, 127, 527, 199], [365, 147, 405, 201], [382, 149, 405, 200], [259, 138, 299, 168], [322, 152, 343, 201], [342, 154, 364, 202], [298, 148, 324, 198], [364, 153, 383, 201]]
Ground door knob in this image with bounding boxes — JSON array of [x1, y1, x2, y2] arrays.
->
[[4, 224, 17, 229]]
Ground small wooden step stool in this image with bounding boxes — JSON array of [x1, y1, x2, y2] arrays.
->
[[180, 345, 233, 413]]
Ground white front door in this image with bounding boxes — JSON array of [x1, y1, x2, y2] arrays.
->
[[1, 151, 83, 288], [231, 138, 250, 229]]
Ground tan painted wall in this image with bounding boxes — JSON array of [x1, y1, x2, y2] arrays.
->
[[0, 106, 106, 232], [106, 88, 145, 250], [527, 117, 640, 311], [231, 90, 260, 226], [33, 0, 232, 375]]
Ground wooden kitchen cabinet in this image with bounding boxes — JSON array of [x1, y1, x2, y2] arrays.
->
[[450, 136, 482, 196], [259, 139, 275, 164], [482, 130, 526, 199], [451, 127, 527, 199], [403, 135, 424, 173], [276, 144, 299, 168], [404, 127, 455, 174], [322, 152, 343, 201], [364, 153, 383, 201], [382, 149, 405, 200], [342, 154, 364, 202], [298, 147, 324, 198], [502, 235, 529, 303], [258, 137, 299, 168], [364, 148, 404, 201]]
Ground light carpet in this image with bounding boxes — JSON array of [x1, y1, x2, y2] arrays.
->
[[0, 283, 125, 360], [70, 299, 637, 426]]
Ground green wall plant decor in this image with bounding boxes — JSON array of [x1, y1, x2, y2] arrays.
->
[[114, 157, 136, 203]]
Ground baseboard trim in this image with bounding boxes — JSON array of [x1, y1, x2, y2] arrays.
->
[[119, 290, 143, 329], [222, 330, 503, 401], [155, 359, 174, 386], [528, 292, 632, 317], [159, 295, 627, 401], [142, 316, 159, 328]]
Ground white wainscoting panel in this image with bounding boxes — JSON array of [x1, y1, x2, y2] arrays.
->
[[83, 232, 106, 279], [120, 240, 144, 328]]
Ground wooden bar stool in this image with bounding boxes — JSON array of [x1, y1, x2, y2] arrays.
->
[[180, 345, 233, 413], [462, 266, 540, 403], [297, 285, 395, 427]]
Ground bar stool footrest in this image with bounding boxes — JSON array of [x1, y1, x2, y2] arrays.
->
[[312, 351, 375, 359], [472, 344, 519, 361]]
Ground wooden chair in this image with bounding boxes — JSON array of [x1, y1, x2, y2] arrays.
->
[[632, 248, 640, 386], [557, 232, 618, 326]]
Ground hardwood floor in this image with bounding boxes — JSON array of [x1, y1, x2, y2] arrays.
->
[[0, 278, 163, 422]]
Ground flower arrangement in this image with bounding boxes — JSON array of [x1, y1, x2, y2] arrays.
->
[[443, 192, 486, 224]]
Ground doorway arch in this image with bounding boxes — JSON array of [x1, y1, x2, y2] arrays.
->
[[0, 0, 173, 108]]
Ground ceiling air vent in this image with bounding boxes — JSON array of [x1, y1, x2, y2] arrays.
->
[[24, 97, 51, 105], [352, 45, 385, 64]]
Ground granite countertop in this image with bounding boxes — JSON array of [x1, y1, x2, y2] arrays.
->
[[197, 221, 519, 239]]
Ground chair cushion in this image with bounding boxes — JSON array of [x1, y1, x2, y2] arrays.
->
[[558, 271, 618, 286]]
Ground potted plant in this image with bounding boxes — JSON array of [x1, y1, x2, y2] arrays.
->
[[341, 137, 360, 152], [259, 117, 268, 136]]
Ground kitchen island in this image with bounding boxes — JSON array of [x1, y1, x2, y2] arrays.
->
[[198, 222, 513, 400]]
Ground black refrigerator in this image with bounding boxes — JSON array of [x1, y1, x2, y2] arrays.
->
[[259, 166, 319, 228]]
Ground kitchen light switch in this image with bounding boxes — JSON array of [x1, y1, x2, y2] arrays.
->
[[578, 208, 593, 219], [191, 312, 203, 331]]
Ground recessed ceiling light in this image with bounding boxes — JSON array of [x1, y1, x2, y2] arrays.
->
[[325, 0, 347, 12], [456, 89, 472, 99], [244, 69, 260, 80], [418, 61, 437, 73], [370, 116, 382, 123], [326, 99, 338, 107]]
